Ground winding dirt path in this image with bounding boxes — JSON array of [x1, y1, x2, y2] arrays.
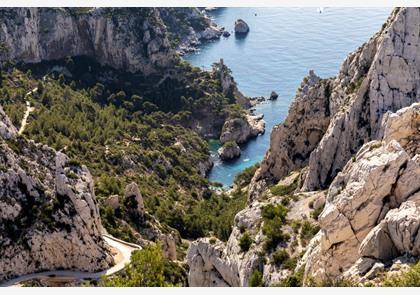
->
[[0, 234, 141, 287], [18, 87, 37, 135]]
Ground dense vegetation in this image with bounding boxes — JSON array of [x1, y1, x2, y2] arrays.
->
[[0, 52, 249, 266], [99, 242, 187, 287]]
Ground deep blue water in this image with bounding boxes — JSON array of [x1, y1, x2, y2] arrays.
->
[[184, 7, 392, 187]]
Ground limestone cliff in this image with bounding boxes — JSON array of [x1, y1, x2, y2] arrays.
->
[[301, 102, 420, 283], [251, 7, 420, 197], [0, 8, 175, 75], [0, 106, 113, 282], [188, 8, 420, 287]]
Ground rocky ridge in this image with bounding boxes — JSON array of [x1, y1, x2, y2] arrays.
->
[[301, 102, 420, 283], [187, 7, 420, 287], [0, 8, 175, 75], [0, 105, 113, 282], [250, 7, 420, 197]]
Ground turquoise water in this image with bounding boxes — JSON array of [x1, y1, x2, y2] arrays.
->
[[184, 7, 392, 187]]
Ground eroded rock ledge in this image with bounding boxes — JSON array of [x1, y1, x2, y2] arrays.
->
[[301, 102, 420, 283]]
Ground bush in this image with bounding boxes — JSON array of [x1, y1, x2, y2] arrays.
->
[[249, 270, 264, 287], [234, 163, 260, 187], [261, 204, 288, 222], [99, 243, 170, 287], [300, 221, 320, 242], [270, 180, 298, 196], [275, 268, 304, 287], [310, 207, 323, 220], [261, 203, 290, 251], [272, 249, 289, 266], [239, 232, 252, 252], [383, 261, 420, 287]]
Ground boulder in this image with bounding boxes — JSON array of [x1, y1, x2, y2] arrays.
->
[[104, 195, 120, 210], [234, 19, 249, 34], [124, 182, 145, 219], [220, 114, 265, 145], [223, 31, 231, 37], [218, 141, 241, 160], [269, 91, 278, 100]]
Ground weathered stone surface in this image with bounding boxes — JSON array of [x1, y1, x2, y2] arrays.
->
[[0, 106, 17, 140], [0, 8, 175, 75], [0, 134, 113, 281], [124, 182, 145, 219], [302, 102, 420, 281], [218, 141, 241, 161], [250, 70, 331, 200], [220, 114, 265, 145], [234, 19, 249, 34], [302, 8, 420, 191]]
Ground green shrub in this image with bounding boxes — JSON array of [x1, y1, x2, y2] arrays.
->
[[249, 270, 264, 287], [272, 249, 289, 266], [275, 268, 304, 287], [239, 232, 252, 252], [234, 163, 260, 187], [300, 221, 320, 242], [99, 243, 170, 287], [261, 204, 288, 222], [383, 261, 420, 287], [270, 179, 298, 196], [310, 207, 323, 220]]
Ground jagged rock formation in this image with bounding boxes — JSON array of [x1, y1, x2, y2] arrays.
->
[[187, 202, 264, 287], [124, 182, 145, 220], [218, 141, 241, 160], [159, 8, 223, 55], [188, 8, 420, 287], [0, 8, 175, 75], [250, 71, 331, 200], [301, 102, 420, 283], [0, 106, 113, 281], [251, 8, 420, 198], [220, 114, 265, 145]]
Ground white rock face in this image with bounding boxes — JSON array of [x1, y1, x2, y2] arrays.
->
[[0, 134, 113, 282], [0, 106, 17, 139], [187, 202, 264, 287], [250, 71, 331, 200], [251, 8, 420, 197], [302, 103, 420, 282], [0, 8, 175, 75], [220, 114, 265, 145]]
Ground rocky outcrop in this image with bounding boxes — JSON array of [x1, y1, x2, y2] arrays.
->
[[251, 8, 420, 197], [218, 141, 241, 160], [0, 105, 17, 139], [301, 102, 420, 282], [269, 91, 279, 100], [220, 114, 265, 145], [0, 8, 175, 75], [124, 182, 145, 220], [187, 202, 264, 287], [0, 110, 113, 281], [234, 19, 249, 34], [159, 8, 223, 55], [250, 71, 331, 200]]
